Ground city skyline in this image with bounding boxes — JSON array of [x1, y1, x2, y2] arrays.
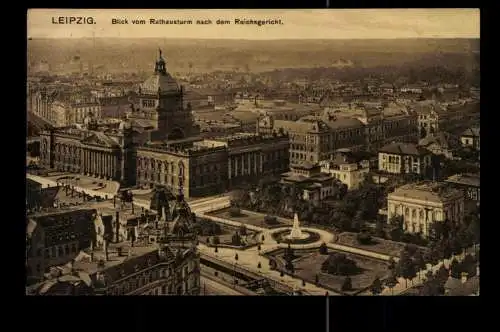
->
[[28, 9, 480, 40]]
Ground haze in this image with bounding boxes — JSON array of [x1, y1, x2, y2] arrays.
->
[[28, 9, 479, 40]]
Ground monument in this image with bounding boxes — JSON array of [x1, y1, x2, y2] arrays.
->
[[285, 213, 308, 240]]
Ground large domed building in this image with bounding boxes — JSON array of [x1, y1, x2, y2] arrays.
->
[[127, 49, 199, 142]]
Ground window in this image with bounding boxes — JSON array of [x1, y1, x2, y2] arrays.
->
[[36, 264, 41, 273], [64, 245, 70, 255]]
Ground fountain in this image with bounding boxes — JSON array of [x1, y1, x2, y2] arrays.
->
[[285, 213, 309, 241]]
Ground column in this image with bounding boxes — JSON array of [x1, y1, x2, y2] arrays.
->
[[234, 156, 238, 178], [259, 153, 263, 173], [254, 153, 258, 175], [228, 157, 232, 180], [240, 155, 245, 175], [247, 153, 251, 175]]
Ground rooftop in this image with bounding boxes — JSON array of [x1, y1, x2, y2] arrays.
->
[[389, 181, 464, 204], [462, 127, 480, 137], [379, 142, 430, 156], [445, 173, 480, 187]]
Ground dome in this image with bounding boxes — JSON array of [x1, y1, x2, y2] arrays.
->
[[140, 72, 180, 95], [139, 49, 180, 95]]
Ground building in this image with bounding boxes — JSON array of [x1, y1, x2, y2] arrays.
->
[[37, 51, 291, 197], [26, 208, 97, 283], [259, 106, 418, 165], [280, 163, 338, 202], [415, 101, 480, 138], [445, 173, 480, 211], [418, 132, 460, 160], [460, 127, 480, 151], [39, 116, 137, 186], [319, 148, 370, 190], [203, 133, 290, 187], [27, 193, 201, 296], [387, 181, 465, 237], [378, 142, 432, 176], [127, 50, 199, 142]]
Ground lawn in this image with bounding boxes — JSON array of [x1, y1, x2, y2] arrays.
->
[[291, 250, 391, 294], [336, 232, 411, 258], [207, 207, 288, 228]]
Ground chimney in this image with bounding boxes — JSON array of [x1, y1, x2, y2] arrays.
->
[[115, 211, 120, 243]]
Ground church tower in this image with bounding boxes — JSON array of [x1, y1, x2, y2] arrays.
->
[[129, 49, 198, 141]]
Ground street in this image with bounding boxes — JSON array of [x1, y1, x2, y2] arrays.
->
[[200, 276, 245, 296]]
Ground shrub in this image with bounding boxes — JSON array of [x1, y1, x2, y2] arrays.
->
[[319, 243, 328, 255], [212, 236, 220, 245], [231, 233, 242, 246], [239, 225, 247, 236], [264, 215, 278, 225], [229, 207, 242, 217], [341, 277, 353, 291], [321, 253, 361, 276], [356, 232, 373, 245], [257, 262, 262, 269]]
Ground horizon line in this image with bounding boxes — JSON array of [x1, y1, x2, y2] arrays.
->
[[28, 36, 480, 40]]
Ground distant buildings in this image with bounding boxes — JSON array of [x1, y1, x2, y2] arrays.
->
[[259, 106, 418, 165], [26, 208, 97, 283], [27, 191, 201, 296], [418, 132, 460, 160], [445, 173, 480, 211], [460, 127, 480, 151], [387, 181, 465, 237], [319, 148, 370, 190], [38, 51, 291, 197], [378, 142, 432, 176], [280, 163, 337, 202]]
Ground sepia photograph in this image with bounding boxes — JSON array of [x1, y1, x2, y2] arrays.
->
[[26, 9, 480, 296]]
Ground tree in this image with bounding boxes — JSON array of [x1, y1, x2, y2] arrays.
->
[[319, 242, 328, 255], [370, 277, 384, 296], [321, 253, 360, 276], [341, 277, 353, 292], [450, 258, 462, 279], [231, 232, 242, 246], [413, 250, 427, 280], [285, 261, 294, 273], [436, 265, 449, 284], [239, 225, 248, 236], [385, 274, 398, 295], [356, 232, 373, 245], [387, 257, 396, 271], [234, 253, 239, 261], [212, 236, 220, 245], [396, 250, 417, 287], [229, 207, 242, 217]]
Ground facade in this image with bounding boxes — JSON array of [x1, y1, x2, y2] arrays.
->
[[127, 50, 199, 142], [37, 51, 291, 197], [460, 127, 480, 151], [445, 173, 480, 205], [378, 142, 432, 176], [416, 101, 480, 138], [320, 148, 370, 190], [26, 208, 97, 283], [203, 133, 290, 187], [259, 106, 418, 165], [387, 181, 465, 237], [27, 195, 201, 296], [418, 132, 460, 160], [39, 116, 137, 186], [280, 163, 338, 202]]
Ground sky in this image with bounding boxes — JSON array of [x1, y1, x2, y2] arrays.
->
[[27, 9, 480, 40]]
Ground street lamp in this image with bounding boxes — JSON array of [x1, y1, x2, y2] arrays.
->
[[234, 253, 238, 287]]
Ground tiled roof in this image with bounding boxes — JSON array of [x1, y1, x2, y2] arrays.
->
[[140, 73, 180, 95], [462, 127, 480, 137], [379, 142, 430, 156], [389, 181, 464, 204], [445, 173, 480, 187]]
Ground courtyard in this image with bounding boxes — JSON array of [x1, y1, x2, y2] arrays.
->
[[336, 232, 411, 258], [207, 207, 290, 228], [279, 249, 391, 294], [46, 173, 120, 196]]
